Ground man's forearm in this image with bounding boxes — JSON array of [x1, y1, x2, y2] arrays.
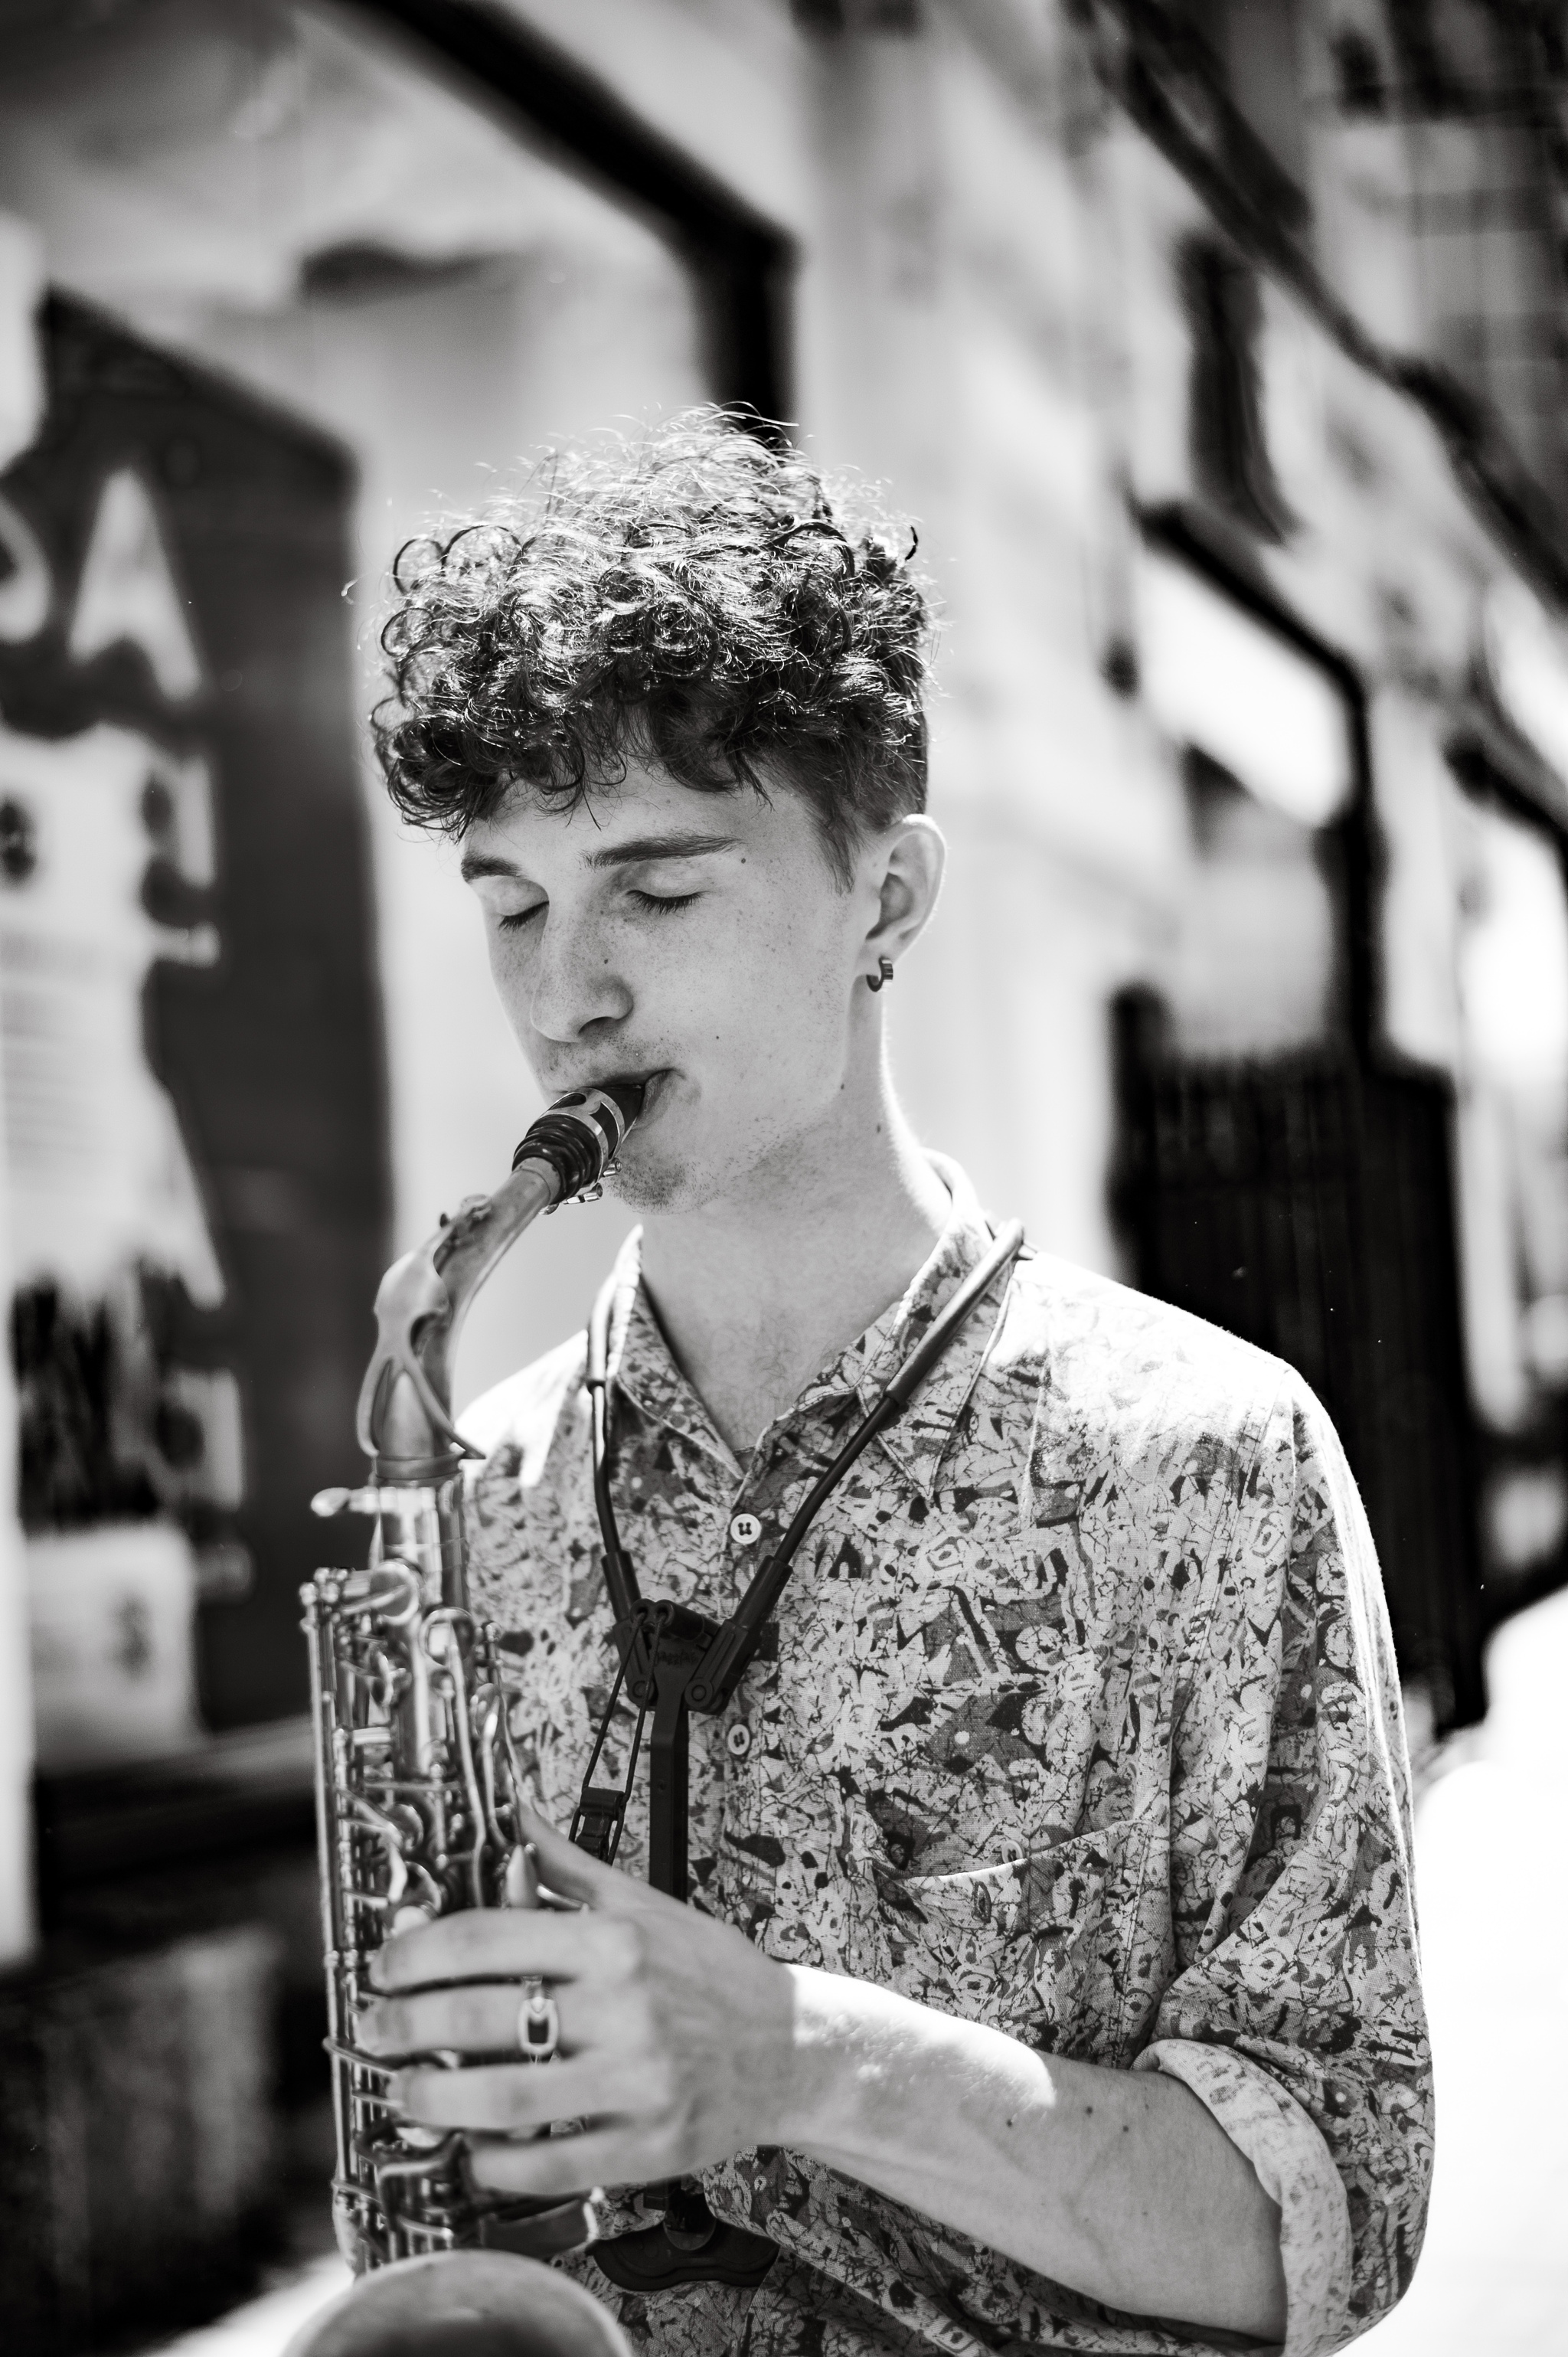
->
[[777, 1968, 1288, 2342]]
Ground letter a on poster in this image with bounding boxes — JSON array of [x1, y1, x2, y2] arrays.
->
[[67, 466, 204, 700]]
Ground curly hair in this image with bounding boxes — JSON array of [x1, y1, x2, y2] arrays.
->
[[372, 409, 933, 883]]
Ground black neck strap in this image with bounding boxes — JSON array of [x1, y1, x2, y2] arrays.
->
[[575, 1221, 1026, 1897]]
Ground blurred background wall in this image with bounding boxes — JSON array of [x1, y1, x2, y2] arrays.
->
[[2, 0, 1568, 2346]]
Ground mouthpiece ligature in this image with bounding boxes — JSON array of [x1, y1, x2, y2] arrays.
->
[[511, 1081, 645, 1202]]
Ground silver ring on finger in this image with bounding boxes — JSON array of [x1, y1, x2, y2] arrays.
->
[[517, 1974, 560, 2063]]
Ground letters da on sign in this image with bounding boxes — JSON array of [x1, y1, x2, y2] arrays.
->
[[0, 465, 204, 695]]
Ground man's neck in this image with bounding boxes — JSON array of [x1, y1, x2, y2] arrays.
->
[[636, 1074, 952, 1460]]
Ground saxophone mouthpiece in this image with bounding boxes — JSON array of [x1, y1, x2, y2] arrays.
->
[[511, 1080, 646, 1200]]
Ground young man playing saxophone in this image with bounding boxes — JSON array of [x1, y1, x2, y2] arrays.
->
[[355, 414, 1431, 2357]]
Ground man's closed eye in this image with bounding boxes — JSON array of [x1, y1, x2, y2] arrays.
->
[[629, 890, 701, 918]]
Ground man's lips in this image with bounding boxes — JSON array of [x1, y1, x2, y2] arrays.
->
[[554, 1067, 671, 1123]]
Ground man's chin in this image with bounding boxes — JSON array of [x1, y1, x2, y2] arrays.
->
[[608, 1142, 696, 1215]]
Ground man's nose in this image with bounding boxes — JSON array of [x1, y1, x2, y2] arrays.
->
[[527, 912, 632, 1043]]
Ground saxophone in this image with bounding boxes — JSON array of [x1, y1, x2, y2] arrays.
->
[[296, 1084, 642, 2351]]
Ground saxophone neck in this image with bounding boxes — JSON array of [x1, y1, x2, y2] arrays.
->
[[353, 1084, 644, 1475], [354, 1161, 560, 1473]]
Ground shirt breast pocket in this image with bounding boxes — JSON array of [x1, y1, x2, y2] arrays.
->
[[879, 1819, 1152, 2061]]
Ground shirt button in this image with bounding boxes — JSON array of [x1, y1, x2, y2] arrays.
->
[[726, 1721, 753, 1759], [728, 1513, 762, 1546]]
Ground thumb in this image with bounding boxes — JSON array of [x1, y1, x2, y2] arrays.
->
[[514, 1799, 629, 1911]]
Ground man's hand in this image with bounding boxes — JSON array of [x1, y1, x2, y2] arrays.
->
[[359, 1809, 1286, 2342], [356, 1808, 795, 2198]]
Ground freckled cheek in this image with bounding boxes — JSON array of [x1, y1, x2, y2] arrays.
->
[[742, 892, 850, 1001], [650, 905, 783, 1019], [709, 918, 846, 1071]]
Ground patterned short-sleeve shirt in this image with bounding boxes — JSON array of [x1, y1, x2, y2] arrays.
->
[[462, 1158, 1432, 2357]]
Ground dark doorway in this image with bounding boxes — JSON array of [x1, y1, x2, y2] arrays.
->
[[1115, 522, 1485, 1729], [1112, 993, 1485, 1728]]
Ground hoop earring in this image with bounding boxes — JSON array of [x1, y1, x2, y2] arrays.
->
[[866, 956, 894, 992]]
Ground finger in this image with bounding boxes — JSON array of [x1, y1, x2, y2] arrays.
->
[[358, 1979, 594, 2060], [371, 1907, 643, 1993], [394, 2057, 645, 2135], [514, 1803, 635, 1912], [466, 2124, 678, 2202]]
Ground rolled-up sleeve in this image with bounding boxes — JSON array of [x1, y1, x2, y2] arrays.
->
[[1132, 1378, 1433, 2355]]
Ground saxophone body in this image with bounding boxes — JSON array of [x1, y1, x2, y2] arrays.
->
[[300, 1084, 642, 2280]]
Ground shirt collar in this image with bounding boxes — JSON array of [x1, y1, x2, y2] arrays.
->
[[599, 1228, 736, 1471], [600, 1153, 1016, 1499]]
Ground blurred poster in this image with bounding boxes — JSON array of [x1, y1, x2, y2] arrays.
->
[[0, 296, 388, 1742], [0, 715, 222, 1309]]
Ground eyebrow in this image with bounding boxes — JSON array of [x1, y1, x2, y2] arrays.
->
[[459, 829, 739, 883], [459, 852, 525, 881], [586, 829, 739, 870]]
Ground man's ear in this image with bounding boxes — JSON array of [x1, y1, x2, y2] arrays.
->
[[862, 814, 946, 983]]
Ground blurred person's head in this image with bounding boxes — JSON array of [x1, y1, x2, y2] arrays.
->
[[373, 409, 941, 1214]]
